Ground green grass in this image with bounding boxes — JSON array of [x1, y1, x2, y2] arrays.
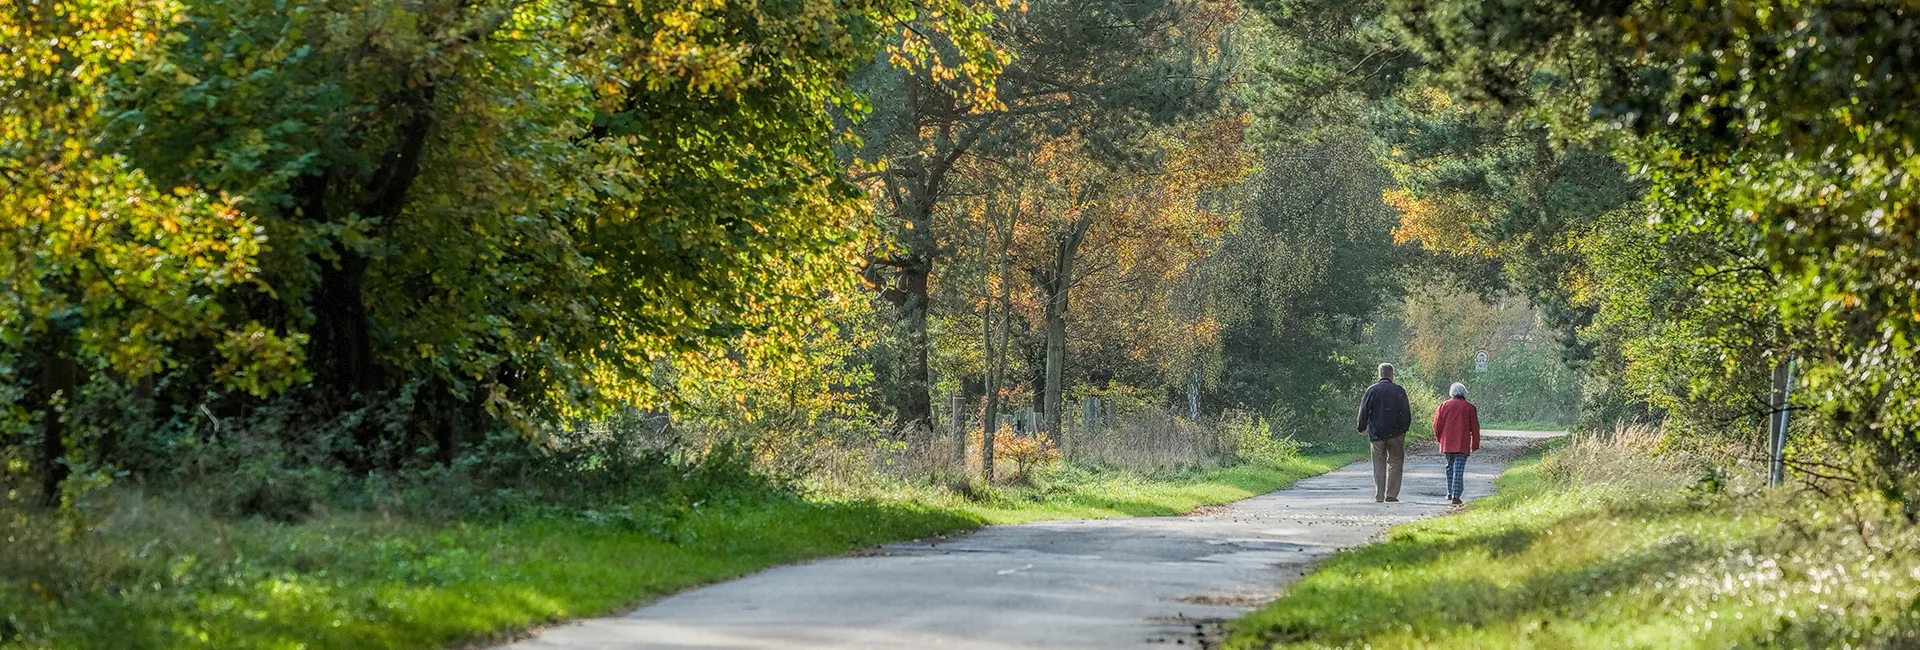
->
[[1225, 442, 1920, 649], [921, 447, 1367, 524], [4, 446, 1365, 649], [5, 498, 973, 650], [1480, 420, 1571, 431]]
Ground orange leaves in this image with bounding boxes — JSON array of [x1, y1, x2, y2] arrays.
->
[[991, 426, 1059, 476], [1384, 188, 1497, 257]]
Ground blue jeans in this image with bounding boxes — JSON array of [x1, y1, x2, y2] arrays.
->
[[1445, 452, 1469, 498]]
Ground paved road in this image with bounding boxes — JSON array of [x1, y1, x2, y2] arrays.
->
[[501, 431, 1554, 650]]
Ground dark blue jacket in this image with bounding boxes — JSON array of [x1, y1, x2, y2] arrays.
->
[[1356, 379, 1412, 442]]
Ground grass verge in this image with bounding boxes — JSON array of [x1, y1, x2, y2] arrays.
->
[[1479, 420, 1570, 432], [1224, 438, 1920, 649], [5, 446, 1365, 649], [912, 447, 1367, 525]]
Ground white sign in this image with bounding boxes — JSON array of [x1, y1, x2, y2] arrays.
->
[[1473, 350, 1491, 373]]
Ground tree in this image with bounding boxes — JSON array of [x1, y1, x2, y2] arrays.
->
[[2, 0, 305, 504], [1015, 117, 1247, 445], [855, 0, 1237, 438], [1391, 0, 1920, 497], [3, 0, 1004, 496], [1201, 134, 1407, 429]]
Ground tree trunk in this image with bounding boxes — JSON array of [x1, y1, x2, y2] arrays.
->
[[1039, 220, 1090, 452], [431, 379, 459, 466], [900, 254, 933, 437], [34, 325, 78, 507], [311, 247, 379, 397], [982, 202, 1020, 483], [1042, 295, 1066, 447], [872, 70, 987, 441], [302, 85, 433, 405], [982, 336, 999, 483]]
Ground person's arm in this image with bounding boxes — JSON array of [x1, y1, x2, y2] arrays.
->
[[1470, 404, 1481, 451], [1356, 387, 1374, 433], [1394, 387, 1413, 434]]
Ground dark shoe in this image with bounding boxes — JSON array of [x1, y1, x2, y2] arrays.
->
[[1375, 496, 1385, 503], [1384, 497, 1399, 503], [1449, 497, 1463, 505]]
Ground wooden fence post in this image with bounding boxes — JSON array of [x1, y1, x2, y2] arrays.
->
[[949, 392, 967, 474]]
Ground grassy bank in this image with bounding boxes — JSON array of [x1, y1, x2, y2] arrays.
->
[[1225, 436, 1920, 649], [4, 447, 1364, 649]]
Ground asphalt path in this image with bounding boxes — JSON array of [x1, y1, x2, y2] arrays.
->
[[500, 430, 1557, 650]]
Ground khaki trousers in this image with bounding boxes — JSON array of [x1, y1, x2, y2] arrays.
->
[[1371, 435, 1405, 500]]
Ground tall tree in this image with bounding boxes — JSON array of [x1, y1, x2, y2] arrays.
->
[[856, 0, 1237, 437], [1016, 118, 1248, 443], [1201, 134, 1407, 427], [3, 0, 1005, 492]]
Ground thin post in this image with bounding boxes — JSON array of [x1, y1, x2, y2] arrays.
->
[[1770, 359, 1795, 486], [949, 391, 966, 473]]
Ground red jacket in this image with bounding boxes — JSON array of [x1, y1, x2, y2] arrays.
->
[[1433, 396, 1480, 454]]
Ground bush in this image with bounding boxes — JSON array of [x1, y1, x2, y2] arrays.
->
[[1398, 373, 1445, 436], [1219, 409, 1300, 466], [993, 426, 1060, 484]]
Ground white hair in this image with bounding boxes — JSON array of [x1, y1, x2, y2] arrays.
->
[[1449, 382, 1467, 398], [1378, 363, 1395, 379]]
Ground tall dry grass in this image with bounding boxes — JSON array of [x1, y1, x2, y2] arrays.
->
[[1538, 424, 1717, 492], [1069, 412, 1222, 475]]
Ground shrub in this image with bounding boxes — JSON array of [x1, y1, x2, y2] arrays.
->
[[1219, 409, 1300, 466], [994, 426, 1060, 484]]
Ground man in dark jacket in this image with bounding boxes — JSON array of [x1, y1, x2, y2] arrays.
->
[[1356, 363, 1413, 502]]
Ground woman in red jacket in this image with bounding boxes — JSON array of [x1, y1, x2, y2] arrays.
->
[[1433, 382, 1480, 505]]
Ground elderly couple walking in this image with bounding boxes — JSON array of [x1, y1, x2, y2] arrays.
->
[[1355, 363, 1481, 505]]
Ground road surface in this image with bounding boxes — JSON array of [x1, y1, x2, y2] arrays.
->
[[500, 431, 1556, 649]]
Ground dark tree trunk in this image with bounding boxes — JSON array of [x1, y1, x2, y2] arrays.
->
[[431, 380, 459, 466], [300, 86, 434, 405], [34, 326, 78, 507], [1038, 219, 1089, 450], [899, 255, 933, 436], [870, 70, 988, 440], [311, 247, 379, 397]]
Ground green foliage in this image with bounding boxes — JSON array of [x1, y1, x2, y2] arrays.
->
[[1398, 292, 1582, 425], [2, 0, 1016, 506], [1389, 0, 1920, 497], [1202, 136, 1407, 429], [1218, 409, 1303, 466], [1396, 372, 1443, 436]]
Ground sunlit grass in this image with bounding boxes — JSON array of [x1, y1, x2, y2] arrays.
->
[[945, 448, 1367, 524], [3, 446, 1365, 649], [1225, 442, 1920, 649], [1479, 420, 1571, 431], [4, 496, 976, 649]]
